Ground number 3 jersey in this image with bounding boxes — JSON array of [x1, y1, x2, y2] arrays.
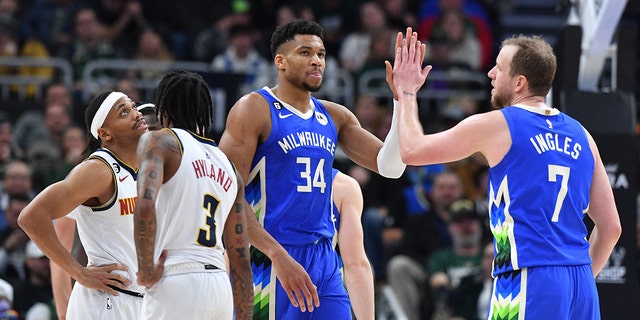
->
[[154, 128, 237, 271], [489, 105, 595, 276], [247, 87, 338, 246]]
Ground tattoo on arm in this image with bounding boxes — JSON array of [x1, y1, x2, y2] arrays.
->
[[143, 188, 154, 200], [402, 91, 415, 96]]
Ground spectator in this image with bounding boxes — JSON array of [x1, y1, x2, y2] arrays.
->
[[91, 0, 149, 58], [0, 113, 16, 178], [114, 77, 143, 103], [381, 0, 418, 30], [353, 94, 384, 134], [0, 161, 34, 233], [30, 125, 86, 188], [211, 23, 267, 94], [0, 0, 17, 21], [11, 240, 54, 320], [386, 170, 464, 320], [418, 0, 494, 70], [339, 1, 391, 74], [68, 7, 115, 93], [131, 28, 173, 81], [21, 0, 81, 58], [355, 29, 396, 94], [12, 101, 71, 171], [0, 195, 30, 283], [0, 278, 18, 320], [427, 198, 484, 319], [449, 241, 494, 320], [310, 0, 359, 58], [423, 9, 482, 71], [0, 161, 35, 211], [190, 3, 251, 63], [0, 17, 53, 99]]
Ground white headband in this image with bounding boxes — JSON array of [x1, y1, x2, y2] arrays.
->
[[136, 103, 155, 112], [90, 92, 126, 139]]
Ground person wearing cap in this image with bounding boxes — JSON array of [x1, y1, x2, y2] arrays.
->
[[0, 277, 18, 320], [17, 91, 149, 319], [427, 198, 484, 319], [11, 240, 53, 319]]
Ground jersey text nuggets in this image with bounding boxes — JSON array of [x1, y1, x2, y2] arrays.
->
[[192, 159, 233, 192], [529, 132, 582, 159], [119, 196, 137, 216], [278, 131, 336, 155]]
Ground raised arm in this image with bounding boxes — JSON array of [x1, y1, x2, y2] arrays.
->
[[18, 161, 130, 295], [223, 171, 253, 320]]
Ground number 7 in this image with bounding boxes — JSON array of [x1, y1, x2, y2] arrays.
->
[[548, 164, 570, 222]]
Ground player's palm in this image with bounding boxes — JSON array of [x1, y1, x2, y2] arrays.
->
[[273, 256, 320, 312]]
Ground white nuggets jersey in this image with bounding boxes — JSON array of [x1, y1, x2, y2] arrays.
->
[[73, 148, 142, 293], [154, 129, 237, 271]]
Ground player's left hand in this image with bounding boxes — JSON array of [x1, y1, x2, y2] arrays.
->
[[137, 250, 167, 287]]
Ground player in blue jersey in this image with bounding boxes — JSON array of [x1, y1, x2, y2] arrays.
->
[[218, 19, 407, 319], [389, 28, 621, 319], [331, 169, 375, 320]]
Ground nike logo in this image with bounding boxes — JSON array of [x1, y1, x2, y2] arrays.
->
[[119, 175, 129, 182], [278, 113, 293, 119]]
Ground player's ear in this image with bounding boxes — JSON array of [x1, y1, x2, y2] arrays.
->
[[97, 127, 112, 142], [274, 53, 286, 70]]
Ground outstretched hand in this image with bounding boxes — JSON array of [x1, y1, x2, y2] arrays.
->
[[272, 254, 320, 312], [385, 27, 431, 100]]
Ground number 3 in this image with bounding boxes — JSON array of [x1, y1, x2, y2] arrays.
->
[[197, 194, 219, 247]]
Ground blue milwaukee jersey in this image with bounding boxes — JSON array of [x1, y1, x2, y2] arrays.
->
[[488, 105, 594, 277], [245, 87, 338, 245]]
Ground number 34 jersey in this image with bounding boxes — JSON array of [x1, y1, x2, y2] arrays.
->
[[246, 87, 338, 246], [488, 105, 595, 276]]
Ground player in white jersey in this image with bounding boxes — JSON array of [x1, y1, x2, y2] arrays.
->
[[18, 91, 149, 318], [134, 70, 252, 320]]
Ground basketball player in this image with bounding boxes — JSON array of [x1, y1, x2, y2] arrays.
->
[[389, 28, 621, 319], [18, 91, 149, 319], [49, 101, 159, 319], [218, 19, 408, 319], [331, 169, 374, 320], [133, 70, 252, 320]]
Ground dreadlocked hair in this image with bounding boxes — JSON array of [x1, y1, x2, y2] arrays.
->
[[270, 19, 324, 59], [83, 91, 113, 157], [153, 70, 212, 136]]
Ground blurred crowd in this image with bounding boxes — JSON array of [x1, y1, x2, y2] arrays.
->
[[0, 0, 563, 319]]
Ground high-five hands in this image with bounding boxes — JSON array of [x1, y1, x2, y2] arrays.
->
[[385, 27, 432, 100]]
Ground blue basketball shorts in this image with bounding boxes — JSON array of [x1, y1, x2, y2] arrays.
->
[[252, 237, 351, 320], [488, 264, 600, 320]]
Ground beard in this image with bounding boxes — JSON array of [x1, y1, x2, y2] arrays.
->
[[303, 81, 322, 92], [491, 91, 511, 109]]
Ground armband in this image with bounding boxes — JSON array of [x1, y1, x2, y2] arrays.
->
[[377, 100, 406, 178]]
